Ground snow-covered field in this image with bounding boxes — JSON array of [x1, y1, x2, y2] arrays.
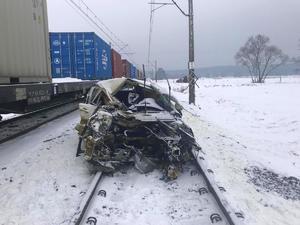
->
[[160, 76, 300, 225]]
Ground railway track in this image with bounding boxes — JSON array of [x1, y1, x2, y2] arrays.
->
[[69, 153, 245, 225], [0, 100, 80, 144]]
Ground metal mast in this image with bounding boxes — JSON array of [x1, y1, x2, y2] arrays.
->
[[149, 0, 196, 104], [188, 0, 195, 104]]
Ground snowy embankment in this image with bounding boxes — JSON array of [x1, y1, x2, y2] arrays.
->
[[0, 111, 93, 225], [159, 76, 300, 225]]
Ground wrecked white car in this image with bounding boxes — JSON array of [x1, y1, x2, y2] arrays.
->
[[76, 78, 200, 180]]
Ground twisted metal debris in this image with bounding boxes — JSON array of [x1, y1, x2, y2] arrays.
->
[[76, 78, 201, 180]]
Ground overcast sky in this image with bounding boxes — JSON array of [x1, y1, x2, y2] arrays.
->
[[47, 0, 300, 70]]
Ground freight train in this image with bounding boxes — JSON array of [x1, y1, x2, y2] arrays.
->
[[0, 0, 143, 116], [49, 32, 143, 80]]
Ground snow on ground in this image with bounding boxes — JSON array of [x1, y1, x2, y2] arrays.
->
[[0, 111, 93, 225], [1, 76, 299, 225], [0, 113, 21, 121], [52, 77, 85, 83], [158, 76, 300, 225]]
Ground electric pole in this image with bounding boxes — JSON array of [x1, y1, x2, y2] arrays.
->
[[188, 0, 195, 104], [171, 0, 196, 104], [149, 0, 196, 104], [155, 60, 158, 82]]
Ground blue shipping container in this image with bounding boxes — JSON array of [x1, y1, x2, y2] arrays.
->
[[132, 65, 136, 79], [49, 32, 112, 80], [129, 63, 136, 79], [49, 33, 73, 78]]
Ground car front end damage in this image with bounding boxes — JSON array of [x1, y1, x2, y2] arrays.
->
[[76, 78, 201, 180]]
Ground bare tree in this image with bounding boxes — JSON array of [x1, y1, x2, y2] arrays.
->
[[235, 34, 288, 83]]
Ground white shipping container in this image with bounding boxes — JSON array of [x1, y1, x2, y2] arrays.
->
[[0, 0, 51, 84]]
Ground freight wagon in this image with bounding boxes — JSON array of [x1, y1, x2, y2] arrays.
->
[[0, 0, 96, 115], [130, 65, 136, 79], [122, 59, 131, 78], [49, 32, 112, 80], [0, 0, 141, 116], [0, 81, 96, 114], [0, 0, 139, 85], [111, 49, 123, 78]]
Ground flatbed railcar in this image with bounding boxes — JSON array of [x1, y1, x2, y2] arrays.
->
[[0, 81, 97, 114]]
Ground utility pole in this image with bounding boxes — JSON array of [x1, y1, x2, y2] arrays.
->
[[188, 0, 195, 104], [149, 0, 196, 104], [155, 60, 158, 82]]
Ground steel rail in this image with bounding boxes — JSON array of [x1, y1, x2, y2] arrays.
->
[[192, 148, 244, 225], [70, 172, 103, 225]]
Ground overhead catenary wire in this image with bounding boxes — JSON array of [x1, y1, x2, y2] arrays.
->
[[78, 0, 128, 48], [67, 0, 123, 51], [147, 0, 187, 77], [63, 0, 96, 34], [76, 0, 138, 65], [66, 0, 138, 65]]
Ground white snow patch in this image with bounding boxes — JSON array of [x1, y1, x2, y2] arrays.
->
[[0, 113, 21, 121], [52, 77, 85, 83]]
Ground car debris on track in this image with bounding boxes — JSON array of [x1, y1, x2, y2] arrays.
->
[[75, 78, 202, 180]]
